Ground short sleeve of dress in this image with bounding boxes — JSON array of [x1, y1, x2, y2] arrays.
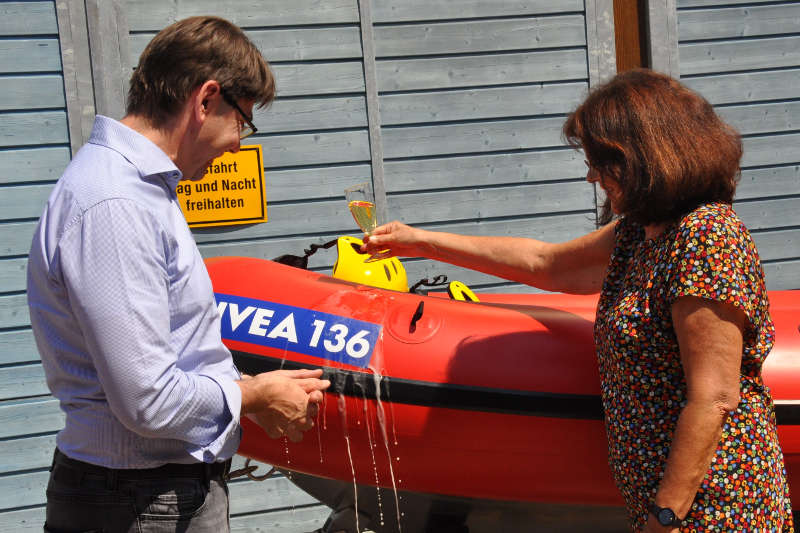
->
[[665, 203, 763, 327]]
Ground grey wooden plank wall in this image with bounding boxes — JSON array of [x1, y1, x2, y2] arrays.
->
[[0, 1, 71, 530], [371, 0, 597, 292], [0, 0, 601, 529], [678, 0, 800, 290], [125, 0, 599, 296], [126, 0, 375, 294], [5, 0, 797, 531]]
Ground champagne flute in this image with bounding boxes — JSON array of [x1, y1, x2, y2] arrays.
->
[[345, 182, 390, 262], [345, 182, 377, 233]]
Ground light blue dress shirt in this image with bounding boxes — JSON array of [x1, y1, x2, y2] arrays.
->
[[27, 115, 242, 468]]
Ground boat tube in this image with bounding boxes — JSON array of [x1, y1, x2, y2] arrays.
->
[[206, 256, 800, 532]]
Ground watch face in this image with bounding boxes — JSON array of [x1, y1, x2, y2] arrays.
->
[[657, 508, 677, 526]]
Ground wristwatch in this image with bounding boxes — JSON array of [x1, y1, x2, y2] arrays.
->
[[649, 503, 684, 527]]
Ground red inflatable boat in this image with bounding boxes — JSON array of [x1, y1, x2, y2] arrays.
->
[[207, 256, 800, 532]]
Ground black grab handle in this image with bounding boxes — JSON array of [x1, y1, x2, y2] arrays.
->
[[410, 301, 424, 332]]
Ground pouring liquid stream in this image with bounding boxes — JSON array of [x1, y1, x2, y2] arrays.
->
[[362, 389, 385, 528], [338, 392, 360, 533], [373, 370, 402, 532]]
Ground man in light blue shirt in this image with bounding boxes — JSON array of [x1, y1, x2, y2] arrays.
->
[[27, 16, 329, 533]]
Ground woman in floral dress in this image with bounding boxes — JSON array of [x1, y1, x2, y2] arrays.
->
[[362, 69, 793, 532]]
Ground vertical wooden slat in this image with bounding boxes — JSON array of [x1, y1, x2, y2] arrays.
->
[[586, 0, 618, 87], [55, 0, 95, 154], [356, 0, 386, 222], [586, 0, 618, 226], [85, 0, 130, 119], [647, 0, 679, 77]]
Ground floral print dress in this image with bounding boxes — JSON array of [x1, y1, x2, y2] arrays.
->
[[594, 202, 793, 531]]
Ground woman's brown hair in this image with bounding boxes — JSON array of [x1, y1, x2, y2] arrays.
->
[[563, 69, 742, 226], [127, 16, 275, 126]]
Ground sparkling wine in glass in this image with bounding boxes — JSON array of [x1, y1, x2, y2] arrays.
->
[[345, 182, 377, 233], [348, 200, 377, 234], [344, 182, 389, 262]]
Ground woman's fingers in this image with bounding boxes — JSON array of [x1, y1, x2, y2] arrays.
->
[[362, 221, 418, 255]]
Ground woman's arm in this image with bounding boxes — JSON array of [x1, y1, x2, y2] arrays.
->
[[362, 220, 617, 294], [644, 296, 745, 532]]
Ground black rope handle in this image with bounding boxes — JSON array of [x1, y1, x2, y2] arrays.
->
[[408, 274, 448, 294], [303, 239, 339, 256], [272, 238, 339, 269]]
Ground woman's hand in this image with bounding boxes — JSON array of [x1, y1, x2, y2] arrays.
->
[[361, 221, 433, 259]]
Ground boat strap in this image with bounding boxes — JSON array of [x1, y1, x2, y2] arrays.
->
[[409, 274, 449, 294], [272, 238, 339, 269], [226, 458, 277, 482]]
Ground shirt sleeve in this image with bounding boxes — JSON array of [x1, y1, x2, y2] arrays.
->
[[56, 198, 240, 459], [665, 206, 762, 327]]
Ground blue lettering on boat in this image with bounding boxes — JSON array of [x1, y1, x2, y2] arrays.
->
[[215, 292, 381, 368]]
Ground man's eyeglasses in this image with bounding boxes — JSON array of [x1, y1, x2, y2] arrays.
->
[[221, 90, 258, 140]]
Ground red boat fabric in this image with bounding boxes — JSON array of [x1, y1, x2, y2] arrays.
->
[[206, 256, 800, 510]]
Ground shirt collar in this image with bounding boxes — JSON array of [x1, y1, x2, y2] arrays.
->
[[88, 115, 183, 190]]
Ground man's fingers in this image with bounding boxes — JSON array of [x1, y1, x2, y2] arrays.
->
[[270, 368, 323, 379], [286, 425, 305, 443], [308, 390, 325, 404], [292, 415, 314, 431], [265, 425, 284, 439], [298, 378, 330, 394]]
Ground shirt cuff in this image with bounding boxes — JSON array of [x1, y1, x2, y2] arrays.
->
[[187, 375, 243, 463]]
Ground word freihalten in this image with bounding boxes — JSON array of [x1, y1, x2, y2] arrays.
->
[[178, 176, 259, 211]]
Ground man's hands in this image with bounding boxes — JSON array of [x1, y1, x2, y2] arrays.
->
[[237, 369, 330, 442]]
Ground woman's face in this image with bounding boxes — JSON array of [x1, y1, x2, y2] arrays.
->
[[585, 160, 623, 214]]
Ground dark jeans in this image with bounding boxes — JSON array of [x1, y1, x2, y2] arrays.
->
[[43, 449, 231, 533]]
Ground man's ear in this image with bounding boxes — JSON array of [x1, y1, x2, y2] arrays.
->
[[192, 80, 221, 122]]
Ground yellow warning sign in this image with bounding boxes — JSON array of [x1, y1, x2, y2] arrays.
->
[[175, 145, 267, 228]]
